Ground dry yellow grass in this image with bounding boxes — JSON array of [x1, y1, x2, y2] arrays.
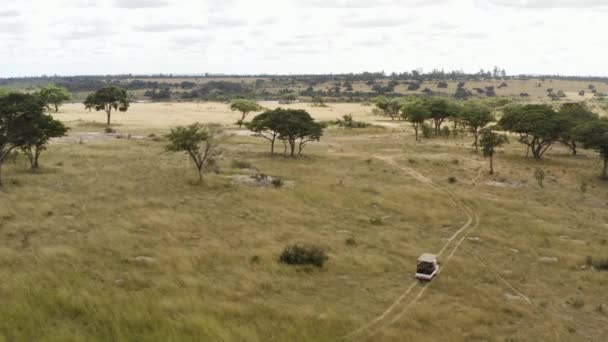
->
[[0, 102, 607, 341]]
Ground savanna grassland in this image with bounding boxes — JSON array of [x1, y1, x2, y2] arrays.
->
[[1, 101, 607, 341]]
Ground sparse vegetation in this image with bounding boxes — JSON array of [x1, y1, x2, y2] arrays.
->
[[279, 244, 328, 267]]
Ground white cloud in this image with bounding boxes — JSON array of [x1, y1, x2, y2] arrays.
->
[[0, 0, 606, 77], [114, 0, 168, 9]]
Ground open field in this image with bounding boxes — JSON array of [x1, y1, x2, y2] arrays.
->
[[1, 102, 607, 341]]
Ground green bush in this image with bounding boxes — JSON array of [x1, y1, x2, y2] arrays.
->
[[586, 256, 608, 271], [421, 123, 433, 138], [279, 244, 328, 267], [231, 160, 253, 169], [271, 177, 284, 188]]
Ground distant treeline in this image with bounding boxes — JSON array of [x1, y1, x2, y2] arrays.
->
[[1, 69, 607, 102]]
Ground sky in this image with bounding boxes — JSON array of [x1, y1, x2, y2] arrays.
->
[[0, 0, 607, 77]]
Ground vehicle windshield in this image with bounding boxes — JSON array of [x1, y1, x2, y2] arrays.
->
[[416, 261, 436, 274]]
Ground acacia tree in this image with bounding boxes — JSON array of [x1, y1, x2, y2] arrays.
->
[[556, 103, 597, 155], [38, 84, 71, 112], [0, 93, 46, 185], [479, 127, 508, 175], [84, 86, 129, 126], [247, 110, 284, 155], [499, 104, 562, 159], [426, 97, 450, 135], [373, 96, 402, 120], [575, 118, 608, 180], [277, 110, 324, 157], [401, 101, 430, 141], [19, 113, 68, 169], [460, 102, 494, 151], [230, 99, 262, 128], [165, 123, 223, 184]]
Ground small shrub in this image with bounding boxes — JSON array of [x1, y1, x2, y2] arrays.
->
[[345, 237, 357, 246], [231, 160, 253, 169], [250, 255, 260, 264], [421, 123, 433, 138], [448, 176, 457, 184], [534, 168, 545, 188], [104, 127, 116, 133], [441, 126, 451, 137], [369, 216, 383, 225], [279, 244, 328, 267], [271, 177, 284, 188], [586, 256, 608, 271], [567, 297, 585, 309]]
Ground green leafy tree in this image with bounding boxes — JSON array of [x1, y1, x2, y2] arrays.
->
[[372, 96, 402, 120], [279, 92, 299, 104], [460, 101, 494, 151], [38, 84, 71, 112], [84, 86, 130, 126], [276, 109, 324, 157], [556, 103, 597, 155], [165, 123, 223, 184], [402, 101, 430, 141], [426, 97, 450, 135], [499, 104, 562, 159], [19, 113, 68, 169], [230, 99, 262, 128], [247, 110, 284, 155], [575, 118, 608, 180], [0, 93, 46, 185], [479, 127, 508, 175]]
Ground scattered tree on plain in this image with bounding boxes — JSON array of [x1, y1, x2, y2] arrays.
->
[[372, 96, 402, 120], [402, 100, 430, 141], [248, 108, 324, 157], [18, 112, 68, 169], [460, 101, 494, 151], [0, 93, 65, 185], [165, 123, 224, 184], [247, 110, 284, 155], [575, 118, 608, 180], [37, 84, 71, 112], [230, 99, 262, 128], [556, 103, 597, 155], [84, 86, 130, 126], [499, 104, 562, 159], [426, 97, 451, 135], [479, 127, 508, 175]]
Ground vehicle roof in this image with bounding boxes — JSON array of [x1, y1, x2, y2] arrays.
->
[[417, 253, 437, 262]]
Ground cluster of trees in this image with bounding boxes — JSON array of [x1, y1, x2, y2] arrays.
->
[[246, 108, 324, 157], [373, 96, 608, 178], [0, 92, 68, 185], [164, 108, 325, 183]]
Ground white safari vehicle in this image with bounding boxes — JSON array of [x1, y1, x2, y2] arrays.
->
[[415, 253, 439, 281]]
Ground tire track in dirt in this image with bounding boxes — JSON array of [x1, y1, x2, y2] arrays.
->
[[344, 156, 480, 340]]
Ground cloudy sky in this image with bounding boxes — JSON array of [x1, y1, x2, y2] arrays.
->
[[0, 0, 606, 77]]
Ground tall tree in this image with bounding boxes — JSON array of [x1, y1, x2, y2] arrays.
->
[[556, 103, 597, 155], [230, 99, 262, 128], [38, 84, 71, 112], [499, 104, 563, 159], [18, 113, 68, 169], [247, 110, 284, 155], [575, 118, 608, 180], [275, 109, 323, 157], [426, 97, 450, 135], [0, 93, 45, 185], [165, 123, 223, 184], [479, 127, 508, 175], [84, 86, 130, 126], [402, 101, 430, 141], [460, 101, 494, 151]]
